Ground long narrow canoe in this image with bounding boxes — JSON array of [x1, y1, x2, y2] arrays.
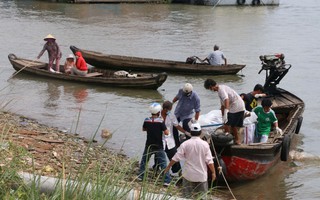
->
[[8, 54, 167, 90], [70, 46, 245, 75], [171, 0, 279, 6]]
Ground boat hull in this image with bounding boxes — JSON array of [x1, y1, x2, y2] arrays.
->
[[210, 88, 304, 182], [171, 0, 280, 6], [70, 46, 245, 75]]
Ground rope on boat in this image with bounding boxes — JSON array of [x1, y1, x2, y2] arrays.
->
[[208, 136, 237, 200]]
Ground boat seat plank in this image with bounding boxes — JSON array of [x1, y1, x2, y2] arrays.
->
[[281, 93, 302, 104], [85, 72, 103, 77], [273, 97, 293, 107], [279, 98, 294, 106]]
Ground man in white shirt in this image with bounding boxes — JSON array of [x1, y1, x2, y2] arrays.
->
[[159, 101, 190, 176], [202, 45, 227, 66], [204, 79, 245, 145], [164, 122, 216, 199]]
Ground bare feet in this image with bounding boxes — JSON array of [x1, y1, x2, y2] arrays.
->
[[234, 141, 241, 145]]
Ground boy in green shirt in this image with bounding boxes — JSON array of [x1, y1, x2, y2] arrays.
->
[[253, 98, 282, 143]]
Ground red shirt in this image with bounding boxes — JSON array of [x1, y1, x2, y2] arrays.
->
[[75, 52, 88, 71]]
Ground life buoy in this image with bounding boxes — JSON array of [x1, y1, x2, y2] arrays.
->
[[280, 134, 291, 161], [252, 0, 261, 5], [237, 0, 246, 5], [295, 117, 303, 134]]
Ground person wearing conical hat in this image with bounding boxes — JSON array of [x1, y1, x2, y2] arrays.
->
[[37, 34, 62, 72]]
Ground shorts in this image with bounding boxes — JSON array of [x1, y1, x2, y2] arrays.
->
[[226, 111, 244, 127]]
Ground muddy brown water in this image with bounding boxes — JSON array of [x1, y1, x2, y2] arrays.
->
[[1, 0, 320, 199]]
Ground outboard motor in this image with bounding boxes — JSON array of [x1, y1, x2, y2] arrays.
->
[[258, 53, 291, 94]]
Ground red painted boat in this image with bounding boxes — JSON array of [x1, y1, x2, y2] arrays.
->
[[209, 54, 304, 182]]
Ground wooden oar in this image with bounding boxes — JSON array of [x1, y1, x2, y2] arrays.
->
[[7, 60, 39, 81]]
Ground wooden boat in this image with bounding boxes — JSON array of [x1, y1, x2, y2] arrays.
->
[[207, 54, 304, 183], [8, 54, 167, 90], [70, 45, 245, 75], [71, 0, 279, 6], [171, 0, 279, 6]]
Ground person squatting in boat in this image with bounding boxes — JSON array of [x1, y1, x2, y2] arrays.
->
[[71, 51, 88, 76], [201, 44, 227, 66], [64, 54, 76, 74]]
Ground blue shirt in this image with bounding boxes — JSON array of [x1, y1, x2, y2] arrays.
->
[[174, 89, 201, 121], [206, 50, 226, 65]]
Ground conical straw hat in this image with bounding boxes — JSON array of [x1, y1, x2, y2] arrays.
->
[[44, 34, 56, 41]]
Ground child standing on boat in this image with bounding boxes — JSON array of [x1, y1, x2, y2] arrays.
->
[[253, 98, 282, 143]]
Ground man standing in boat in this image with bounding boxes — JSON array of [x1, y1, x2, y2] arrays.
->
[[173, 83, 200, 146], [202, 45, 227, 66], [204, 79, 245, 145]]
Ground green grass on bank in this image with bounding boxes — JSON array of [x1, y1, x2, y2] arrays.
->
[[0, 132, 182, 200]]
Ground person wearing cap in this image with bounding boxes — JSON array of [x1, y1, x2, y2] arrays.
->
[[204, 79, 245, 145], [172, 83, 201, 147], [253, 98, 282, 143], [64, 54, 76, 74], [137, 103, 171, 186], [240, 84, 267, 112], [71, 51, 88, 76], [202, 44, 227, 66], [37, 34, 62, 72], [164, 122, 216, 199]]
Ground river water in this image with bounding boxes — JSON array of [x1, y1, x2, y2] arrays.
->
[[1, 0, 319, 199]]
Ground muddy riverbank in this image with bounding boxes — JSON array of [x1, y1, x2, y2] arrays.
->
[[0, 110, 135, 179]]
